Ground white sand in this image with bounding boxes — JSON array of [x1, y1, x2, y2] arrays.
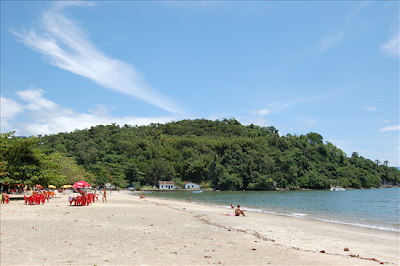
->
[[1, 192, 398, 266]]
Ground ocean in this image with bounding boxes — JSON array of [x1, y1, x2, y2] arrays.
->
[[143, 187, 400, 233]]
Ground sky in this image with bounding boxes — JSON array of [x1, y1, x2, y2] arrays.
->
[[1, 1, 399, 166]]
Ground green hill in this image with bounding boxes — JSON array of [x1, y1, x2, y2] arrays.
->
[[38, 118, 400, 190]]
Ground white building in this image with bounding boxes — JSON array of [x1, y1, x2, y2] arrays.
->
[[184, 182, 201, 189], [158, 181, 175, 190]]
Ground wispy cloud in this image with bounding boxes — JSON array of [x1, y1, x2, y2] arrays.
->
[[10, 2, 184, 114], [380, 31, 399, 58], [304, 119, 318, 127], [318, 2, 369, 53], [361, 106, 380, 111], [251, 108, 270, 117], [1, 88, 182, 136], [379, 125, 400, 132], [267, 90, 345, 113], [319, 31, 344, 53]]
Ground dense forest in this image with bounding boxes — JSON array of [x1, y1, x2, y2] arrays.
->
[[2, 119, 399, 190]]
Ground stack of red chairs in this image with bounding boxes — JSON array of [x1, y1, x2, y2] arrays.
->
[[1, 195, 10, 204]]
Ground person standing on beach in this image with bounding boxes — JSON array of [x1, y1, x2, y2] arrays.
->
[[102, 188, 107, 203], [235, 205, 246, 216]]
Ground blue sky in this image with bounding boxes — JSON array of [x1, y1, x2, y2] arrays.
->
[[1, 1, 399, 166]]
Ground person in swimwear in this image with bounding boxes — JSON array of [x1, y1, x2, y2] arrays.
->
[[235, 205, 246, 216], [102, 188, 107, 203], [139, 194, 145, 199]]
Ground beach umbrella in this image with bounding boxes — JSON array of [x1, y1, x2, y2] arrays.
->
[[35, 184, 44, 188], [72, 180, 91, 188], [62, 185, 72, 188], [48, 185, 56, 188]]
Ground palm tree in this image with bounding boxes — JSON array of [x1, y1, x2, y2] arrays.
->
[[375, 159, 380, 165]]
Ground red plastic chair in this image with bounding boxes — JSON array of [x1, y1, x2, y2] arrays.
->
[[86, 196, 92, 206], [29, 196, 36, 205], [75, 196, 83, 206], [24, 195, 29, 205], [2, 195, 10, 204], [34, 195, 41, 205]]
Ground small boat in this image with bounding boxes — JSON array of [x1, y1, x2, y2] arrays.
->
[[330, 186, 345, 191], [191, 190, 203, 193]]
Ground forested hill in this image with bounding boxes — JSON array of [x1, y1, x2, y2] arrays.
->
[[39, 118, 400, 190]]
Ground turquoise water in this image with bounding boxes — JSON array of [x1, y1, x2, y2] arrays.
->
[[144, 187, 400, 232]]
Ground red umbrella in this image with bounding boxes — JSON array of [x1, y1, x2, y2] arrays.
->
[[35, 184, 44, 188], [72, 180, 91, 188]]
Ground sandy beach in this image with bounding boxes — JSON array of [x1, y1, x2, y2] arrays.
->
[[1, 192, 398, 266]]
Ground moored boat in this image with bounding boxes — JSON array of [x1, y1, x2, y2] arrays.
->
[[330, 186, 345, 191]]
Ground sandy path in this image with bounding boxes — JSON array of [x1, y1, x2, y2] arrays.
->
[[0, 192, 398, 266]]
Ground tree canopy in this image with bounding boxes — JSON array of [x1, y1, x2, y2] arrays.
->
[[31, 119, 399, 190]]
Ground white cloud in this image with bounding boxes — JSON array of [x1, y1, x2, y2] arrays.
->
[[237, 116, 270, 128], [1, 88, 182, 136], [0, 96, 25, 132], [251, 108, 270, 116], [380, 31, 399, 58], [17, 87, 58, 111], [361, 106, 380, 111], [0, 96, 24, 119], [11, 2, 184, 114], [379, 125, 400, 132]]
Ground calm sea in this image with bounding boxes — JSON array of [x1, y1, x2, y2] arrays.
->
[[143, 187, 400, 233]]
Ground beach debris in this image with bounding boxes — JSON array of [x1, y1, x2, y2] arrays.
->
[[251, 248, 256, 251], [204, 256, 212, 258], [150, 224, 153, 226], [320, 250, 325, 253], [344, 247, 349, 251]]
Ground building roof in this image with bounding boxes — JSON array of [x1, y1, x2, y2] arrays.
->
[[158, 181, 174, 185], [184, 182, 199, 185]]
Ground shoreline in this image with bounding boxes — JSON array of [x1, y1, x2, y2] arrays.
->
[[1, 191, 399, 265], [134, 189, 400, 234], [140, 193, 399, 262]]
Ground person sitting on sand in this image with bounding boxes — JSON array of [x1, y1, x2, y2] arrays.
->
[[235, 205, 246, 216], [139, 194, 145, 199], [231, 204, 235, 208]]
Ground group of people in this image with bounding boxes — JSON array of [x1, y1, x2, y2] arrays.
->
[[231, 204, 246, 216]]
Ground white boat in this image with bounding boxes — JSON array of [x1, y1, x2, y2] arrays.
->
[[330, 186, 345, 191]]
